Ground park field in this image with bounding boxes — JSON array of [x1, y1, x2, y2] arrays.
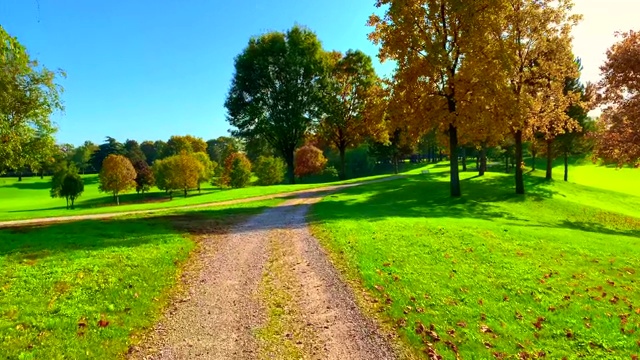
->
[[310, 162, 640, 358], [0, 199, 281, 359], [0, 170, 405, 222]]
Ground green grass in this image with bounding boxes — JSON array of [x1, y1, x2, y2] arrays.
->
[[0, 170, 409, 222], [0, 199, 281, 359], [310, 163, 640, 359]]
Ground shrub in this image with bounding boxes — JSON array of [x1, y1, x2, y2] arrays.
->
[[294, 145, 327, 178], [221, 152, 252, 188], [254, 156, 286, 186], [60, 173, 84, 209]]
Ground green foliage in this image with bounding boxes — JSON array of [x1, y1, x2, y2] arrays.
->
[[162, 135, 207, 158], [223, 153, 252, 189], [124, 139, 147, 164], [311, 166, 640, 358], [152, 152, 204, 197], [90, 137, 125, 172], [71, 141, 98, 174], [192, 152, 217, 191], [59, 173, 84, 209], [206, 136, 242, 169], [225, 26, 326, 184], [254, 156, 286, 186], [0, 26, 63, 174]]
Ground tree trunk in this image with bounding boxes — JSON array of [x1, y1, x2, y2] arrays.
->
[[70, 198, 75, 209], [339, 147, 347, 180], [564, 152, 569, 182], [184, 188, 188, 198], [479, 145, 487, 176], [448, 124, 461, 197], [546, 140, 553, 180], [18, 172, 22, 182], [393, 155, 399, 174], [515, 130, 525, 195], [40, 171, 44, 179], [286, 151, 295, 185], [169, 191, 173, 200], [66, 197, 69, 210], [531, 150, 537, 171], [505, 154, 509, 173], [116, 194, 120, 205], [461, 148, 467, 172]]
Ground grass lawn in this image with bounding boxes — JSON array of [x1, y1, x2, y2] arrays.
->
[[0, 164, 423, 222], [310, 163, 640, 358], [0, 199, 281, 359]]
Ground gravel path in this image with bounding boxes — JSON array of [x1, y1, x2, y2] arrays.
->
[[129, 179, 399, 360]]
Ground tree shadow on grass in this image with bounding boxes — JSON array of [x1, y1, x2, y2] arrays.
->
[[0, 203, 274, 258]]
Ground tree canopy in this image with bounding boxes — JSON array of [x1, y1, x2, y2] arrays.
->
[[225, 25, 326, 184], [0, 25, 63, 174]]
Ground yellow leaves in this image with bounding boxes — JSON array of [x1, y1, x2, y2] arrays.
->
[[98, 155, 137, 196]]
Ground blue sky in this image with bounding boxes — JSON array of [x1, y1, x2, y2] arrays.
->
[[2, 1, 637, 146], [1, 0, 393, 146]]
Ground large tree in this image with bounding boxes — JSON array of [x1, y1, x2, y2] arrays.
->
[[124, 139, 146, 164], [225, 26, 326, 184], [163, 135, 207, 158], [140, 140, 158, 165], [0, 25, 63, 174], [206, 136, 242, 165], [495, 0, 580, 193], [594, 30, 640, 167], [368, 0, 495, 197], [318, 49, 386, 180]]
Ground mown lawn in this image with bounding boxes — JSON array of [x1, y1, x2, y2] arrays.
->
[[0, 170, 409, 222], [310, 165, 640, 359], [0, 199, 280, 359]]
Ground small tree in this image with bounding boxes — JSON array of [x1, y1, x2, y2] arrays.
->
[[133, 160, 155, 196], [99, 154, 137, 205], [153, 152, 203, 197], [60, 173, 84, 209], [193, 152, 217, 193], [254, 156, 286, 186], [294, 145, 327, 178], [221, 152, 252, 188]]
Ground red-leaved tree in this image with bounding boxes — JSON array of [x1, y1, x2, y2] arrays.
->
[[294, 145, 327, 178]]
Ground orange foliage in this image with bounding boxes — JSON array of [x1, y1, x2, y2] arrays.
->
[[294, 145, 327, 178]]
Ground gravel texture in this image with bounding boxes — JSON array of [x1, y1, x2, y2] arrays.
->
[[130, 178, 400, 360]]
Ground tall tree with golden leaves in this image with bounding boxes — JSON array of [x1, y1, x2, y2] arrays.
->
[[493, 0, 580, 193], [368, 0, 497, 197], [594, 30, 640, 167]]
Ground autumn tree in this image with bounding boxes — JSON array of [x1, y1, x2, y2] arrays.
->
[[254, 156, 286, 186], [206, 136, 241, 171], [369, 0, 500, 197], [225, 26, 326, 184], [221, 152, 252, 188], [594, 30, 640, 167], [193, 152, 216, 192], [318, 49, 386, 180], [295, 145, 327, 178], [153, 152, 203, 197], [494, 0, 580, 193], [132, 160, 155, 196], [99, 154, 137, 205], [163, 135, 207, 157], [0, 25, 63, 174]]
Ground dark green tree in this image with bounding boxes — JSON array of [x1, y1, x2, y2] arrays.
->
[[225, 26, 326, 184], [60, 173, 84, 209], [124, 139, 146, 164], [90, 136, 125, 172], [140, 141, 158, 165]]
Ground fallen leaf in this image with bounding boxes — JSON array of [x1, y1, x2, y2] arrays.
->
[[493, 352, 506, 359], [548, 306, 556, 312], [566, 329, 573, 338], [78, 318, 87, 329], [610, 296, 619, 304], [481, 313, 487, 321], [503, 295, 509, 302], [98, 319, 109, 328], [456, 321, 467, 328], [478, 298, 484, 306], [484, 341, 493, 349], [447, 329, 455, 337], [415, 322, 425, 334], [607, 279, 615, 286], [444, 340, 458, 354], [515, 311, 523, 320], [374, 285, 384, 292], [396, 318, 406, 328], [426, 330, 440, 342], [518, 352, 530, 359], [383, 262, 391, 267], [480, 324, 493, 333]]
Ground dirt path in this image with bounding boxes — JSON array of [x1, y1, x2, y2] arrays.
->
[[0, 178, 400, 229], [129, 179, 399, 360]]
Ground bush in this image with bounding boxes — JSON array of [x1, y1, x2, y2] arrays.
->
[[221, 152, 252, 188], [60, 173, 84, 209], [254, 156, 286, 186], [294, 145, 327, 178]]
